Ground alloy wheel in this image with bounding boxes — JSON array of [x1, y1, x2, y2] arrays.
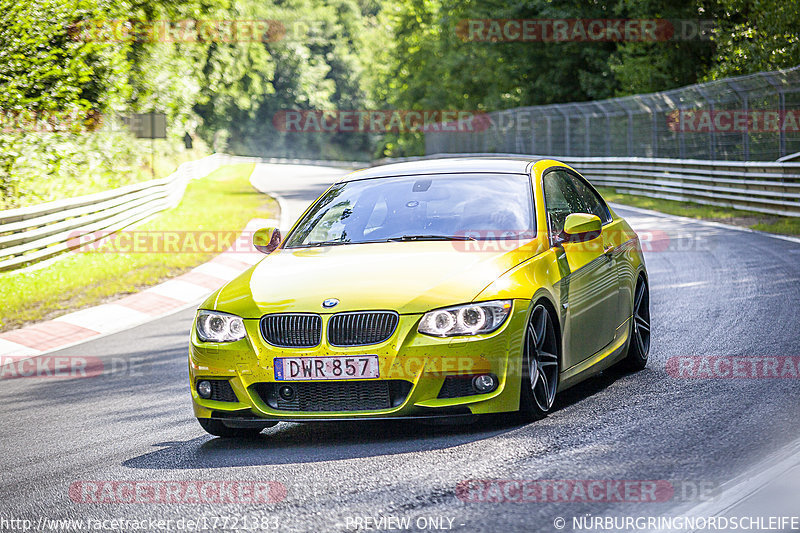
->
[[632, 279, 651, 359], [525, 304, 559, 412]]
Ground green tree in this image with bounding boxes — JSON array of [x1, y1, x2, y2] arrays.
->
[[608, 0, 720, 94], [708, 0, 800, 78]]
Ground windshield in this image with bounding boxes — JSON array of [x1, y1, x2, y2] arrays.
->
[[283, 173, 534, 248]]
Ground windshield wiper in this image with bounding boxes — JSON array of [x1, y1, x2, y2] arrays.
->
[[386, 234, 477, 242], [301, 238, 387, 247], [304, 240, 351, 247], [299, 235, 477, 247]]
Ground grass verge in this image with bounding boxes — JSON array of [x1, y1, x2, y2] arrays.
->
[[597, 188, 800, 236], [0, 163, 277, 332]]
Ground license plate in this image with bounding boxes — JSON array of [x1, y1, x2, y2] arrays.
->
[[274, 355, 380, 381]]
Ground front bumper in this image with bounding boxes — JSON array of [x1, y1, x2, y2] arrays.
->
[[189, 300, 529, 421]]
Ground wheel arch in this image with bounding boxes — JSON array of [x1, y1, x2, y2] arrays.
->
[[527, 289, 563, 366], [636, 267, 650, 295]]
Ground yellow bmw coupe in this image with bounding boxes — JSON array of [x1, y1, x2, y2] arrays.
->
[[190, 158, 650, 437]]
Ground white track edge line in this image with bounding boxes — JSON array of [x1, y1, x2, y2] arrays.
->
[[1, 165, 279, 362], [655, 438, 800, 532]]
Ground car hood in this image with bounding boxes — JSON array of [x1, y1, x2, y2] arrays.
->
[[211, 241, 540, 317]]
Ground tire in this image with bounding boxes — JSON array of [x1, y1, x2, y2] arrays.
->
[[519, 302, 560, 421], [197, 418, 270, 438], [616, 275, 651, 371]]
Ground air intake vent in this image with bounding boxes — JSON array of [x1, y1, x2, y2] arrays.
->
[[437, 376, 480, 399], [253, 380, 412, 412], [327, 311, 399, 346], [202, 380, 238, 402], [260, 314, 322, 348]]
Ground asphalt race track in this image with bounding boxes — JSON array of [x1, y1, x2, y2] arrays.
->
[[2, 163, 800, 533]]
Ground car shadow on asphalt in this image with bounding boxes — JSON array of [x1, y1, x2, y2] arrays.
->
[[121, 370, 639, 470], [74, 339, 652, 470], [121, 415, 523, 469], [551, 367, 642, 413]]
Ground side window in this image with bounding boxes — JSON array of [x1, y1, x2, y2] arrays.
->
[[543, 170, 585, 241], [566, 173, 611, 223]]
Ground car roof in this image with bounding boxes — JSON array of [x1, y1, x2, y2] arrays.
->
[[339, 157, 539, 182]]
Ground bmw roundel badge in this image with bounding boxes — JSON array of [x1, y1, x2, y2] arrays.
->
[[322, 298, 339, 308]]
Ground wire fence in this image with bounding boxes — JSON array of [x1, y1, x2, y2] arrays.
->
[[426, 66, 800, 161]]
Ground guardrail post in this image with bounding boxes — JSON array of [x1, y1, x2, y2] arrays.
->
[[585, 113, 591, 156], [601, 104, 611, 157], [650, 105, 658, 158], [556, 107, 570, 156], [696, 86, 716, 160], [727, 79, 750, 160], [762, 72, 787, 158], [626, 108, 634, 156], [678, 104, 686, 159]]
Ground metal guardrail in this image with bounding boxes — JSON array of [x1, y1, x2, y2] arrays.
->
[[0, 154, 368, 272], [560, 156, 800, 217], [6, 148, 795, 273], [0, 154, 233, 271], [379, 152, 800, 217]]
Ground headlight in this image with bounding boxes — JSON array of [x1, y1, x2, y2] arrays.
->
[[418, 300, 512, 337], [196, 310, 246, 342]]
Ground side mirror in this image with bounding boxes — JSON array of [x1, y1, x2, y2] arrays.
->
[[253, 227, 282, 254], [561, 213, 602, 243]]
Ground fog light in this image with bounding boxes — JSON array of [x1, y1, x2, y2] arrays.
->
[[472, 374, 497, 393], [197, 380, 212, 399], [279, 385, 295, 400]]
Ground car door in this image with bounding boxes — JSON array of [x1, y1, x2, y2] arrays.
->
[[565, 172, 627, 329], [542, 169, 619, 368]]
